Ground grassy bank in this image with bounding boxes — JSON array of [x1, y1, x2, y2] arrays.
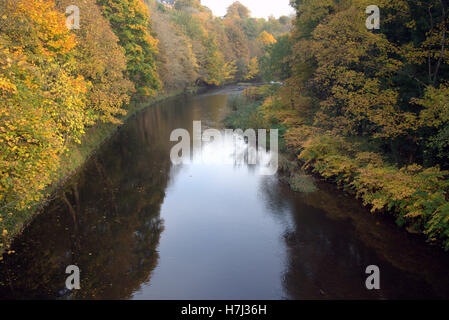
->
[[224, 86, 449, 251], [0, 89, 185, 257]]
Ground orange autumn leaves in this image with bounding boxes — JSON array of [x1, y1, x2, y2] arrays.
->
[[257, 31, 276, 47], [54, 0, 133, 124], [0, 0, 88, 217], [0, 0, 141, 219], [12, 0, 76, 56], [0, 0, 289, 246]]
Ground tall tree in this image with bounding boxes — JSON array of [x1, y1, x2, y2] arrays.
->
[[96, 0, 161, 97], [56, 0, 133, 124]]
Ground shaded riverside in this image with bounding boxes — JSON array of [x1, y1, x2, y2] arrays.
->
[[225, 85, 449, 251], [235, 0, 449, 251]]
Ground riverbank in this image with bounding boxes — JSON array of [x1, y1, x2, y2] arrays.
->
[[224, 86, 449, 251], [5, 86, 449, 299], [0, 88, 190, 256]]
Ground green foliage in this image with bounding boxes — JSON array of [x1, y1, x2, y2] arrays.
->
[[291, 131, 449, 250], [1, 0, 165, 252], [244, 57, 259, 80], [281, 0, 449, 165], [414, 85, 449, 167], [171, 10, 205, 39], [224, 95, 268, 130], [426, 125, 449, 168], [96, 0, 161, 97], [174, 0, 202, 11], [253, 0, 449, 249], [259, 34, 292, 81], [145, 0, 199, 91], [168, 4, 235, 86]]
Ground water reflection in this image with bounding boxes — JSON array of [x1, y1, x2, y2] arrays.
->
[[258, 178, 449, 299], [1, 88, 449, 300], [0, 110, 170, 298]]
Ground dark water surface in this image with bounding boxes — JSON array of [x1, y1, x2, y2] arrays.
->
[[1, 87, 449, 299]]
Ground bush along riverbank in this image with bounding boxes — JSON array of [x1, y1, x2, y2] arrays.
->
[[0, 88, 188, 257], [224, 86, 449, 251]]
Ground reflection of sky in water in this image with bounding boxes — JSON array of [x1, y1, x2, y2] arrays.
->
[[133, 151, 291, 299], [134, 114, 289, 299], [189, 129, 276, 176]]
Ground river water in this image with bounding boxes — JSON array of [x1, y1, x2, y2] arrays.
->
[[1, 87, 449, 299]]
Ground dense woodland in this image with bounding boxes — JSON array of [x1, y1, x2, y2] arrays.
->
[[228, 0, 449, 249], [1, 0, 449, 254], [0, 0, 290, 252]]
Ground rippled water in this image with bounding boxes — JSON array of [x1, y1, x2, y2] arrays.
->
[[1, 87, 449, 299]]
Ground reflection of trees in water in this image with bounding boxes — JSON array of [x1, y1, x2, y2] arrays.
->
[[0, 103, 176, 299], [0, 91, 247, 299], [258, 175, 291, 216], [259, 177, 449, 299]]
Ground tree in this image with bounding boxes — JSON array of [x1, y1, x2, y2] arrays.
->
[[226, 2, 250, 19], [258, 30, 277, 47], [145, 0, 199, 91], [96, 0, 161, 97], [174, 0, 202, 11], [259, 33, 292, 81], [245, 57, 259, 80], [55, 0, 133, 124], [414, 85, 449, 168]]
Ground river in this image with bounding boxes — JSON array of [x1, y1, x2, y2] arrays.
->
[[1, 86, 449, 299]]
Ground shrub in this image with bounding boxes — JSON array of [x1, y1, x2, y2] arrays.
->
[[288, 173, 317, 193], [296, 131, 449, 249], [224, 97, 268, 130]]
